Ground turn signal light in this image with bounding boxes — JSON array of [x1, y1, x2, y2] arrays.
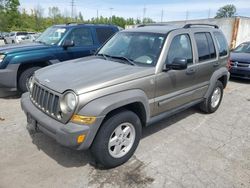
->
[[71, 114, 96, 125], [77, 135, 85, 143]]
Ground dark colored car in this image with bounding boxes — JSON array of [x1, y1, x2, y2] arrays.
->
[[0, 24, 119, 92], [230, 42, 250, 79]]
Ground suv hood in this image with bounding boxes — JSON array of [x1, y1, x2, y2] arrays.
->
[[0, 42, 50, 54], [35, 57, 154, 94]]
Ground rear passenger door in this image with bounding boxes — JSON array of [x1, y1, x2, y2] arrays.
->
[[192, 32, 218, 86], [95, 27, 117, 46]]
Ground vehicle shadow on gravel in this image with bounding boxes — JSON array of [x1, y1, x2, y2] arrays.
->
[[29, 131, 93, 168], [229, 77, 250, 84], [0, 89, 21, 98], [27, 107, 200, 169], [142, 107, 199, 138]]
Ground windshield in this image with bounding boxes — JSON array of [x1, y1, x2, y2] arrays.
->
[[35, 27, 67, 45], [233, 43, 250, 53], [98, 32, 166, 66]]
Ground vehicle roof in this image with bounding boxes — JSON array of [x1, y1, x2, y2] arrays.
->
[[123, 24, 220, 34], [52, 23, 118, 28]]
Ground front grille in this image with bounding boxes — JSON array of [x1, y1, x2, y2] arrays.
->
[[30, 82, 61, 119], [231, 61, 250, 68]]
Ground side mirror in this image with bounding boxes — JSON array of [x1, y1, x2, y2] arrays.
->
[[62, 40, 74, 49], [164, 58, 188, 71]]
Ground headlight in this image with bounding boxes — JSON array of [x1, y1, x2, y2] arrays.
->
[[28, 76, 34, 91], [0, 54, 5, 63], [60, 92, 77, 113]]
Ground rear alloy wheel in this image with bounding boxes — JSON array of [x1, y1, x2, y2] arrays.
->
[[18, 67, 41, 93], [199, 80, 223, 113], [91, 110, 142, 168]]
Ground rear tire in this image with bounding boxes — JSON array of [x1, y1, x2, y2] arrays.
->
[[91, 110, 142, 169], [199, 80, 223, 113], [18, 67, 40, 93]]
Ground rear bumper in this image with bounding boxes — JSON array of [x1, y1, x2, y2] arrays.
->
[[21, 92, 104, 150], [230, 67, 250, 79]]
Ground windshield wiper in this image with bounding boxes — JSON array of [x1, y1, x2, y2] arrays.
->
[[96, 53, 110, 60], [108, 55, 136, 66]]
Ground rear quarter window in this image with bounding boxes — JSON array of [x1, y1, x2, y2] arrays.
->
[[96, 28, 115, 44], [214, 32, 228, 56]]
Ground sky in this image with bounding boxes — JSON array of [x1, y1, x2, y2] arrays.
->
[[19, 0, 250, 22]]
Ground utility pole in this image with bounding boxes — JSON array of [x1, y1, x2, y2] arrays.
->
[[109, 7, 113, 23], [97, 9, 99, 20], [161, 9, 164, 23], [70, 0, 75, 19], [142, 5, 146, 23]]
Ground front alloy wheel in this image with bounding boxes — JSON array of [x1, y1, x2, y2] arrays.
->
[[91, 110, 142, 168]]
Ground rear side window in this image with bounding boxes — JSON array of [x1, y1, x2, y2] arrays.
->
[[194, 32, 216, 62], [96, 28, 115, 44], [214, 32, 228, 56]]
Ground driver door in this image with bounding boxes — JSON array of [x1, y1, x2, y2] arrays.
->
[[155, 32, 201, 114]]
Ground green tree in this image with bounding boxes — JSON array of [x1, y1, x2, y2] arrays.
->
[[215, 4, 237, 18], [0, 0, 20, 31]]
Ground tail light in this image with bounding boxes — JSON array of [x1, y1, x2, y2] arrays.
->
[[227, 58, 232, 70]]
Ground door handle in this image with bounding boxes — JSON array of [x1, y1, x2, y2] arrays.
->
[[186, 67, 196, 75]]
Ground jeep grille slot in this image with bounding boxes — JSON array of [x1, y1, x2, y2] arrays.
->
[[30, 83, 60, 118]]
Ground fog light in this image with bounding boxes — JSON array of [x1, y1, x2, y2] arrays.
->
[[77, 135, 85, 143], [71, 114, 96, 125]]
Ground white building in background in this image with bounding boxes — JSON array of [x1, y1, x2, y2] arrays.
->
[[126, 17, 250, 48]]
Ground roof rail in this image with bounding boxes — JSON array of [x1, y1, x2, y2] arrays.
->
[[183, 23, 219, 29], [66, 22, 78, 25], [137, 23, 170, 27]]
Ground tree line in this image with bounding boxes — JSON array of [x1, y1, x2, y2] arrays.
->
[[0, 0, 154, 32], [0, 0, 237, 32]]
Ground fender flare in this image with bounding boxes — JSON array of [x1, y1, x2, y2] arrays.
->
[[78, 89, 150, 121], [205, 67, 229, 98]]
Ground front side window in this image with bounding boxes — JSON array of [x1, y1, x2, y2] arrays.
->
[[35, 27, 67, 45], [98, 32, 165, 66], [214, 32, 228, 56], [166, 34, 193, 64], [66, 28, 93, 46], [195, 32, 216, 61]]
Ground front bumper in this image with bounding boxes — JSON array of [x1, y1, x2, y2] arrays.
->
[[230, 67, 250, 79], [0, 64, 18, 89], [21, 93, 104, 150]]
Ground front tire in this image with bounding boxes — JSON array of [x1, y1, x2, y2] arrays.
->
[[18, 67, 40, 93], [199, 80, 224, 113], [91, 110, 142, 168]]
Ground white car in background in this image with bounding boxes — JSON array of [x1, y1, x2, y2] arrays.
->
[[4, 32, 28, 44]]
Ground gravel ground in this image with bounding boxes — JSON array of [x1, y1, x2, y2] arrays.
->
[[0, 79, 250, 188]]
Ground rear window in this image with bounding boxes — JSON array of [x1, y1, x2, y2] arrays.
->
[[214, 32, 228, 56], [194, 32, 216, 62], [96, 28, 115, 44]]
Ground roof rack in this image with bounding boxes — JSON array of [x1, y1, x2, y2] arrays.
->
[[183, 23, 219, 29], [137, 23, 171, 27]]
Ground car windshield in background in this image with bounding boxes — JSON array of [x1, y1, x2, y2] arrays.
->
[[233, 43, 250, 53], [17, 32, 28, 36], [35, 27, 67, 45], [98, 32, 166, 66]]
